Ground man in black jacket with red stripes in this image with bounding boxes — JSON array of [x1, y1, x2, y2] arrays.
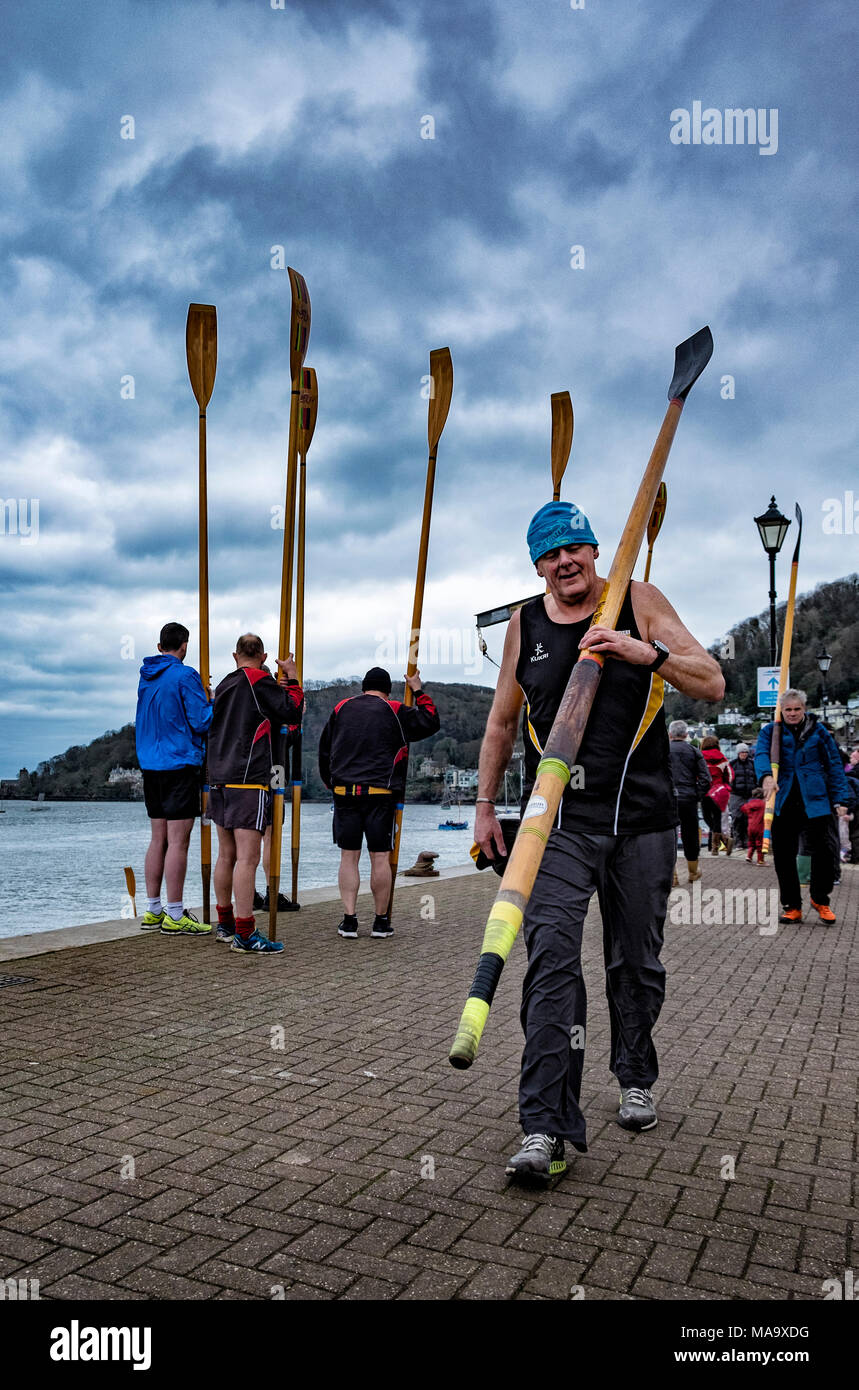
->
[[208, 633, 304, 954], [318, 665, 440, 938]]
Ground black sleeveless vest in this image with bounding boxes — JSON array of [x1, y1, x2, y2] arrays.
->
[[515, 589, 676, 835]]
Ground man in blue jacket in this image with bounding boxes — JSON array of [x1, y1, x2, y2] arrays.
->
[[755, 688, 849, 925], [135, 621, 213, 934]]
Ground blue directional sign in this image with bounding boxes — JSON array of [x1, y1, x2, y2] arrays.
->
[[757, 666, 781, 708]]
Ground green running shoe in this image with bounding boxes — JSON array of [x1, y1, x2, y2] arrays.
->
[[160, 909, 212, 936], [140, 910, 165, 930]]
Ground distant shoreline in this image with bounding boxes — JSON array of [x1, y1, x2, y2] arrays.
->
[[0, 795, 477, 807]]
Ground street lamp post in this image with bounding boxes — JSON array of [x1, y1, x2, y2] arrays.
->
[[817, 647, 831, 719], [754, 496, 791, 665]]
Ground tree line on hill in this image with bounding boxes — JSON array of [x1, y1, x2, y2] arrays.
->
[[5, 681, 502, 802], [665, 573, 859, 729]]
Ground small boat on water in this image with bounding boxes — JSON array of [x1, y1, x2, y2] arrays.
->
[[438, 783, 468, 830]]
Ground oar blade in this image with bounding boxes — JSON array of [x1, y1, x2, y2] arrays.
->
[[668, 325, 713, 402], [427, 347, 453, 452], [123, 866, 135, 897], [186, 304, 217, 410], [646, 481, 668, 547], [298, 367, 318, 456], [550, 391, 573, 498], [287, 268, 311, 382], [792, 502, 803, 562]]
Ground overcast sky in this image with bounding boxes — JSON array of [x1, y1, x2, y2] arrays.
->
[[1, 0, 858, 776]]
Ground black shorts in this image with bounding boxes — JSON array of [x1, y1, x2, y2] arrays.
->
[[333, 794, 396, 852], [208, 785, 271, 833], [143, 766, 201, 821]]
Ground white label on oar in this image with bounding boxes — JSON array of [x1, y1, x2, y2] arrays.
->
[[523, 795, 548, 820]]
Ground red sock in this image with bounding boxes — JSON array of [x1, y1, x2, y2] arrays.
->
[[217, 904, 235, 927], [235, 915, 255, 941]]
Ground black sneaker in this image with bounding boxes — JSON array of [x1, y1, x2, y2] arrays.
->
[[264, 888, 300, 913], [371, 915, 393, 938], [505, 1133, 566, 1184], [215, 924, 235, 944], [252, 890, 266, 910], [338, 915, 358, 939], [617, 1086, 657, 1131]]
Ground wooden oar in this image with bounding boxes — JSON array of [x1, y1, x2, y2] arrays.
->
[[643, 481, 668, 581], [762, 503, 802, 856], [124, 866, 137, 917], [386, 348, 454, 918], [186, 303, 217, 924], [290, 366, 318, 904], [269, 268, 311, 939], [550, 391, 573, 501], [449, 326, 713, 1070]]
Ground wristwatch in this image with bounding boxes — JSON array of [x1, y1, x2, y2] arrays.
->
[[649, 639, 670, 670]]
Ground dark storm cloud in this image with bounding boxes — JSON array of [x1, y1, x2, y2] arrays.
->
[[2, 0, 858, 772]]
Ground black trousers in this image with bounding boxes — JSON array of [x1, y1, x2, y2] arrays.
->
[[677, 798, 701, 861], [519, 826, 675, 1150], [772, 785, 836, 909], [700, 795, 722, 837]]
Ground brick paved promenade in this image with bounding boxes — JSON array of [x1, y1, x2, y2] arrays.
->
[[1, 856, 857, 1301]]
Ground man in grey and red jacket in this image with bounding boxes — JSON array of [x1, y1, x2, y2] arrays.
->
[[208, 633, 303, 954], [318, 665, 440, 939]]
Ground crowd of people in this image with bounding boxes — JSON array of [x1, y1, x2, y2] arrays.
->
[[668, 697, 856, 921], [135, 623, 439, 952], [132, 504, 856, 1185]]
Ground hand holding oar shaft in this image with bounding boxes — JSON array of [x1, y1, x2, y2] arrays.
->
[[386, 348, 454, 919], [186, 304, 217, 925], [449, 327, 713, 1070], [269, 268, 311, 939], [290, 367, 318, 903]]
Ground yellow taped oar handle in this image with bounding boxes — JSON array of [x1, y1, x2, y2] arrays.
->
[[449, 757, 572, 1068]]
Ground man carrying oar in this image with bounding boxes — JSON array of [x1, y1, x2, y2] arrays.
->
[[474, 500, 724, 1182]]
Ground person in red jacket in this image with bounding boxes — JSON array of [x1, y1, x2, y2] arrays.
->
[[700, 735, 733, 855], [207, 633, 303, 954], [741, 787, 767, 865], [318, 665, 440, 938]]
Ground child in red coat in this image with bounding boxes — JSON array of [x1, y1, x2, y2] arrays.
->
[[742, 788, 767, 865]]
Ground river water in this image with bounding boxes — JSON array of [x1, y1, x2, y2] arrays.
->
[[0, 800, 479, 937]]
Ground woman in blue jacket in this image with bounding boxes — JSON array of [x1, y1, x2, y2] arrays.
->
[[755, 689, 849, 925]]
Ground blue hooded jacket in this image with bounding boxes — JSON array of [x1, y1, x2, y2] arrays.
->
[[135, 654, 213, 771], [754, 714, 849, 819]]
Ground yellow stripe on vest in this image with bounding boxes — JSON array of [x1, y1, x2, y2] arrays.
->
[[333, 785, 391, 796], [629, 672, 664, 753]]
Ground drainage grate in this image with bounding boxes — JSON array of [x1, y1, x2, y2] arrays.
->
[[0, 975, 36, 988]]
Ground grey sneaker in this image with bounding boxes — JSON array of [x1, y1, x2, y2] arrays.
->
[[617, 1086, 657, 1132], [215, 924, 235, 944], [505, 1133, 567, 1184]]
